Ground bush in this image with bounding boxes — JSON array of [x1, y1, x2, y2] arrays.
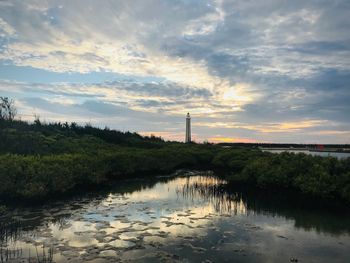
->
[[0, 119, 349, 204]]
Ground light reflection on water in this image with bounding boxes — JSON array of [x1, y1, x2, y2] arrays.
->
[[0, 173, 350, 262]]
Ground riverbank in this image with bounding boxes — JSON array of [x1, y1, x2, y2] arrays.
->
[[0, 119, 349, 206]]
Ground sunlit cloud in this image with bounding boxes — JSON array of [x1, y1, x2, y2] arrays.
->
[[0, 0, 349, 143], [310, 130, 350, 136], [183, 0, 225, 36], [195, 120, 327, 133], [0, 17, 15, 36]]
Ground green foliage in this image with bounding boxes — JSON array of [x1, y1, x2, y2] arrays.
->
[[234, 152, 350, 202], [211, 147, 264, 172], [0, 146, 217, 199], [0, 97, 17, 121], [0, 119, 349, 204]]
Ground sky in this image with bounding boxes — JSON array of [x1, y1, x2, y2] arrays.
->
[[0, 0, 349, 143]]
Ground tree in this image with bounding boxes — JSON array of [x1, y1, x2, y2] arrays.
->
[[0, 97, 17, 121]]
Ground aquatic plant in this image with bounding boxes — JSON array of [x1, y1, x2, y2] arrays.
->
[[35, 245, 53, 263]]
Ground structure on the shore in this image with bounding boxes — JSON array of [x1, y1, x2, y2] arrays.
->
[[185, 112, 191, 143]]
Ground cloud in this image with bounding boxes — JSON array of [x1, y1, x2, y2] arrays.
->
[[0, 0, 234, 95], [106, 81, 212, 99], [0, 0, 349, 143], [0, 17, 15, 36]]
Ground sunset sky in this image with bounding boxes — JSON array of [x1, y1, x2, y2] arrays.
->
[[0, 0, 349, 143]]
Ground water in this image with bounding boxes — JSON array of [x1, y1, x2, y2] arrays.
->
[[263, 149, 350, 159], [1, 173, 350, 262]]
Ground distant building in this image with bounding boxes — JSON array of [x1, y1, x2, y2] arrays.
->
[[185, 112, 191, 143]]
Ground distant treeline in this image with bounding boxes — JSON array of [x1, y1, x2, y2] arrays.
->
[[0, 119, 349, 206], [0, 119, 167, 154], [218, 142, 350, 149]]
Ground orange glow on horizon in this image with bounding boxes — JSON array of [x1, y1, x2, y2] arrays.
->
[[139, 132, 263, 144], [208, 137, 259, 143], [138, 131, 201, 142]]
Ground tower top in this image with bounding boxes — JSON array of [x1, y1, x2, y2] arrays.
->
[[187, 112, 190, 118]]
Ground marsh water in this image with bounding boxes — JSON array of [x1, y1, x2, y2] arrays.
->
[[1, 172, 350, 263]]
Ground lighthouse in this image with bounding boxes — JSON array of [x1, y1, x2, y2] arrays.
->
[[185, 112, 191, 143]]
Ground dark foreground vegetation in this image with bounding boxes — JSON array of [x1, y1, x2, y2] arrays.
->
[[0, 118, 349, 205]]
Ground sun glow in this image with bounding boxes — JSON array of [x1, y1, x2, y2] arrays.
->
[[221, 83, 256, 105], [208, 137, 259, 143]]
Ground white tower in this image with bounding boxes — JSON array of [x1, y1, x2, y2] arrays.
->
[[185, 112, 191, 143]]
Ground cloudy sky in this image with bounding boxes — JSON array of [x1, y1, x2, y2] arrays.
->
[[0, 0, 349, 143]]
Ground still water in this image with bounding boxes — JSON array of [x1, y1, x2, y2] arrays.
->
[[1, 173, 350, 262]]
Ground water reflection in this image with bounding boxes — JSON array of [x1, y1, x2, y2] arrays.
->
[[0, 173, 349, 262], [176, 177, 247, 215], [177, 176, 350, 235]]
